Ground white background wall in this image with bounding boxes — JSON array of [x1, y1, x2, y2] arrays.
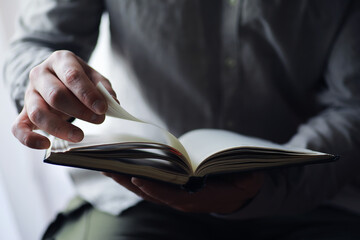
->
[[0, 1, 75, 239]]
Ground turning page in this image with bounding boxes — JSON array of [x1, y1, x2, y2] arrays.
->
[[96, 83, 190, 161]]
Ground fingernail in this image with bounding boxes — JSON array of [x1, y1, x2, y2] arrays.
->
[[92, 100, 106, 114], [68, 128, 83, 142], [112, 96, 120, 104], [91, 114, 99, 122]]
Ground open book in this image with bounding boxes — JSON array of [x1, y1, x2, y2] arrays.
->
[[45, 83, 337, 191]]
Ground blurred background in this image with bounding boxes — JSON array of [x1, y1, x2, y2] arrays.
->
[[0, 1, 109, 239], [0, 1, 75, 239], [0, 1, 164, 239]]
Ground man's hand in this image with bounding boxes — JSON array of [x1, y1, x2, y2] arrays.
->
[[105, 172, 264, 214], [12, 50, 117, 149]]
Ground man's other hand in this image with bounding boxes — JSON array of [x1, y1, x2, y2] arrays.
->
[[105, 172, 264, 214]]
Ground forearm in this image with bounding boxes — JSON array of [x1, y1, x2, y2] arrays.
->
[[4, 43, 53, 112], [3, 0, 104, 111]]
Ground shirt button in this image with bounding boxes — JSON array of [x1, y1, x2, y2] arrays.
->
[[228, 0, 238, 6], [225, 57, 236, 68]]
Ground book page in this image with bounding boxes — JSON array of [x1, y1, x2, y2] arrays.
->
[[71, 119, 169, 148], [96, 83, 190, 162], [179, 129, 326, 170]]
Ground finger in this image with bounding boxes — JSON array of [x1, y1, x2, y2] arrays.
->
[[32, 69, 105, 124], [131, 178, 213, 212], [105, 173, 163, 205], [131, 177, 189, 206], [25, 90, 84, 142], [132, 177, 250, 213], [12, 108, 51, 149], [49, 51, 107, 115], [90, 70, 119, 103], [76, 56, 118, 100]]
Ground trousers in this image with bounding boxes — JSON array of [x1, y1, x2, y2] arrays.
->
[[42, 196, 360, 240]]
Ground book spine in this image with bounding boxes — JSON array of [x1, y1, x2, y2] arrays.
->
[[181, 176, 207, 193]]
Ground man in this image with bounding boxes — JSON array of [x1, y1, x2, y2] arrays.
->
[[4, 0, 360, 239]]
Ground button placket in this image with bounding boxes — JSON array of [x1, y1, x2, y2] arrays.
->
[[228, 0, 238, 7], [219, 0, 241, 128]]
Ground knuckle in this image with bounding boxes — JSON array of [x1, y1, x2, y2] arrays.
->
[[50, 124, 62, 136], [22, 134, 33, 147], [47, 87, 65, 107], [28, 108, 44, 125], [80, 89, 97, 103], [50, 51, 63, 60], [29, 65, 44, 80], [62, 50, 75, 57], [29, 67, 38, 80], [64, 68, 81, 85], [52, 50, 74, 60]]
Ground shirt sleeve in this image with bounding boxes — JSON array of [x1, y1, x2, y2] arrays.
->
[[3, 0, 104, 112], [216, 1, 360, 219]]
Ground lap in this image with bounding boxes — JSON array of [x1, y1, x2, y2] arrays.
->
[[42, 197, 207, 240], [42, 197, 360, 240]]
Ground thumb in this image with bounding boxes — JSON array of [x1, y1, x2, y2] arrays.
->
[[12, 108, 51, 149], [233, 172, 264, 197]]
